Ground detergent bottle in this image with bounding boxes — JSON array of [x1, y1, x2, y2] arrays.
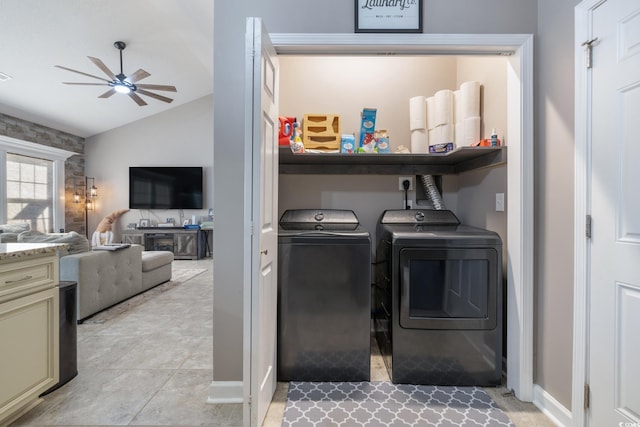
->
[[289, 121, 305, 153], [278, 116, 295, 146]]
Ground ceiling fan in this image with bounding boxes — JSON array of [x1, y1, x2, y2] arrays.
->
[[55, 41, 177, 106]]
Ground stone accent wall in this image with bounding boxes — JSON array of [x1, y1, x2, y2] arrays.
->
[[0, 113, 86, 235]]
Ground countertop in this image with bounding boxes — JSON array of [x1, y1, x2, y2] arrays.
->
[[0, 242, 68, 262]]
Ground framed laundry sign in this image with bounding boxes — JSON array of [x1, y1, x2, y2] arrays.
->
[[355, 0, 422, 33]]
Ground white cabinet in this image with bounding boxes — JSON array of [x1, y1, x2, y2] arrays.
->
[[0, 246, 60, 426]]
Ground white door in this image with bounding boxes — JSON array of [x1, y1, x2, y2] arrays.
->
[[589, 0, 640, 424], [244, 17, 279, 427]]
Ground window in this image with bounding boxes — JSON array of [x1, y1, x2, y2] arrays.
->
[[0, 135, 76, 232], [6, 153, 54, 232]]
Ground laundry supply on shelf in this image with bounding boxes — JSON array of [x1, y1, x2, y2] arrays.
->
[[358, 108, 377, 152], [375, 130, 390, 153], [278, 116, 296, 146], [340, 134, 356, 154], [290, 125, 305, 153]]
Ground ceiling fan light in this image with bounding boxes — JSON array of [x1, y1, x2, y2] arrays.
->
[[114, 83, 131, 94]]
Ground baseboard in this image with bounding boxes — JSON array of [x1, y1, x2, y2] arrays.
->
[[532, 384, 572, 427], [207, 380, 244, 404]]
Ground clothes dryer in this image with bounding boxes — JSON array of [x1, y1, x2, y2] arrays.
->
[[374, 209, 503, 385]]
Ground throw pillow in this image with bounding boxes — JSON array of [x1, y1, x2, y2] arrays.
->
[[18, 230, 90, 254], [0, 222, 30, 234]]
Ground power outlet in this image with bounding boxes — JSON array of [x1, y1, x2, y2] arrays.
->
[[398, 176, 414, 191]]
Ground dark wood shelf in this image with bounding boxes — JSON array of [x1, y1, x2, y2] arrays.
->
[[279, 146, 506, 175]]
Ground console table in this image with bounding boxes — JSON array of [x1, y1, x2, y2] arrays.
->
[[121, 228, 211, 260]]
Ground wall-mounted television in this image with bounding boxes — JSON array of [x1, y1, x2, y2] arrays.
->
[[129, 167, 204, 210]]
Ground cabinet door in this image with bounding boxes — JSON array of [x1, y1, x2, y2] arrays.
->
[[174, 233, 197, 259], [0, 288, 58, 424], [123, 233, 144, 246]]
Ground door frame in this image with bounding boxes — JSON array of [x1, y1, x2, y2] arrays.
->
[[269, 32, 534, 402], [572, 1, 607, 426]]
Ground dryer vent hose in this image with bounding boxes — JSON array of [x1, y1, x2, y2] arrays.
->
[[420, 174, 446, 210]]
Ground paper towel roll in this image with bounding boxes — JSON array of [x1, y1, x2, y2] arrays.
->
[[439, 123, 454, 143], [454, 90, 463, 123], [459, 81, 481, 119], [434, 89, 453, 127], [411, 129, 429, 154], [455, 122, 464, 146], [409, 96, 427, 131], [463, 116, 481, 146], [426, 96, 436, 130], [428, 128, 437, 145]]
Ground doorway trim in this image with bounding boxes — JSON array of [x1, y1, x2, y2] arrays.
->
[[573, 1, 604, 426], [269, 32, 534, 402]]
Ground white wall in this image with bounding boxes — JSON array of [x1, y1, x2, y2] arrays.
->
[[536, 0, 580, 410], [84, 95, 213, 240]]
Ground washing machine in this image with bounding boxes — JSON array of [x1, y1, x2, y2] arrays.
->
[[374, 209, 503, 386], [278, 209, 371, 381]]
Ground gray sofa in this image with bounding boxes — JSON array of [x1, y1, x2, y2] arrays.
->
[[7, 228, 174, 321], [60, 246, 174, 321]]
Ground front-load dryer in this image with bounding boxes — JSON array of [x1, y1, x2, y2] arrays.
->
[[374, 209, 503, 386]]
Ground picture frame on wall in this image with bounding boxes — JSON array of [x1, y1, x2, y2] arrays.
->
[[355, 0, 422, 33]]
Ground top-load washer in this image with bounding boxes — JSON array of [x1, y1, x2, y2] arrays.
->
[[374, 209, 503, 386], [278, 209, 371, 381]]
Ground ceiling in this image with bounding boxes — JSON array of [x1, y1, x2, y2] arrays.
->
[[0, 0, 213, 138]]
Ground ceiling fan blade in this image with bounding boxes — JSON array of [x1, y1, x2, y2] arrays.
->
[[136, 84, 177, 92], [62, 82, 109, 86], [127, 69, 151, 83], [129, 92, 148, 106], [137, 89, 174, 104], [54, 65, 111, 83], [88, 56, 116, 80], [98, 88, 116, 99]]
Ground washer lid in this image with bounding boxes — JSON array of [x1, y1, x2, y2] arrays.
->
[[379, 209, 460, 225], [279, 209, 360, 225]]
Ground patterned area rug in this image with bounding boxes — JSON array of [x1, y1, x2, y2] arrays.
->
[[81, 268, 207, 324], [283, 382, 514, 427]]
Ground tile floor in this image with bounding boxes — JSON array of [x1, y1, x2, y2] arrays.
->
[[10, 259, 556, 427]]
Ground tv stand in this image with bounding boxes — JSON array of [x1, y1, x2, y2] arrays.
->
[[121, 228, 211, 260]]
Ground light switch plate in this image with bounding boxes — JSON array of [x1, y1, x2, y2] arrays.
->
[[496, 193, 505, 212]]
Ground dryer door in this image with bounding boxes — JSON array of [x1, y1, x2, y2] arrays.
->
[[399, 247, 500, 330]]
